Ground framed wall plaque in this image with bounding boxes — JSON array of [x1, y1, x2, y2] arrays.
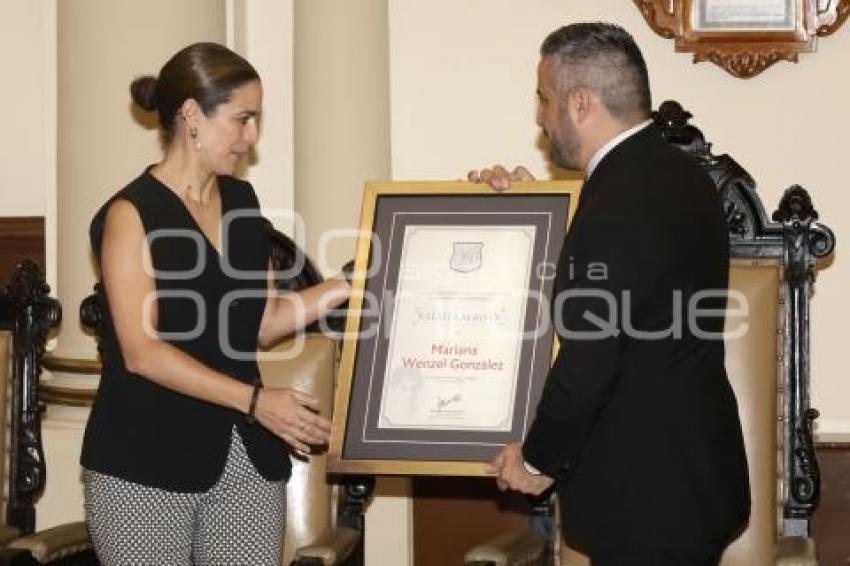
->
[[635, 0, 850, 77], [327, 181, 581, 476]]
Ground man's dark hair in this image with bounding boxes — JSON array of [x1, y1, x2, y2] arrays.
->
[[541, 23, 651, 121]]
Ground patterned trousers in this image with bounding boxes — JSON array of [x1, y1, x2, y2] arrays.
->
[[84, 428, 287, 565]]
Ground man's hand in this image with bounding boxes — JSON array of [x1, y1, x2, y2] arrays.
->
[[467, 165, 535, 192], [487, 443, 554, 495]]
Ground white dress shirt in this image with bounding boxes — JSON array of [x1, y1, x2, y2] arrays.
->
[[585, 119, 652, 179]]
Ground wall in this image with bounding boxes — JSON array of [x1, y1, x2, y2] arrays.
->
[[0, 0, 56, 288], [2, 0, 848, 561], [0, 0, 53, 218], [388, 0, 850, 440], [293, 0, 392, 274], [6, 3, 847, 436], [227, 0, 295, 233]]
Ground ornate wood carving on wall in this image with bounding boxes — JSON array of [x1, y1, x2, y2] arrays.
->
[[635, 0, 850, 78]]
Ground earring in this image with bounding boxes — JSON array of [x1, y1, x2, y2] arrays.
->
[[189, 127, 201, 151]]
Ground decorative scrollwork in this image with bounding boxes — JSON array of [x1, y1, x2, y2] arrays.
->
[[263, 221, 350, 334], [771, 188, 831, 529], [773, 185, 818, 224], [653, 100, 777, 252], [264, 220, 324, 293], [5, 259, 60, 383], [634, 0, 678, 39], [723, 200, 748, 238], [773, 186, 836, 285], [696, 50, 795, 79], [816, 0, 850, 36], [80, 285, 105, 359], [338, 476, 375, 533], [772, 185, 837, 261], [6, 261, 60, 354], [791, 409, 821, 507], [1, 260, 60, 534], [653, 100, 711, 159], [79, 287, 103, 330]]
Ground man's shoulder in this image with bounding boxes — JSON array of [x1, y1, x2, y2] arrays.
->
[[604, 126, 712, 190]]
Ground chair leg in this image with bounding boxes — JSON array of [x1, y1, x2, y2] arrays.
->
[[530, 494, 556, 566]]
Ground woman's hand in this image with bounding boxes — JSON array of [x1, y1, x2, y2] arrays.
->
[[254, 387, 333, 455], [467, 164, 535, 191]]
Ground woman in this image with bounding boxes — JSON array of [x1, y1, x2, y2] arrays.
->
[[81, 43, 349, 565]]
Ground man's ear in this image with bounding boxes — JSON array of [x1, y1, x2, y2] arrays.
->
[[567, 87, 594, 124]]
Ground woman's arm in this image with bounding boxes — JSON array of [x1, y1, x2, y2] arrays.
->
[[101, 200, 329, 453], [256, 262, 350, 348]]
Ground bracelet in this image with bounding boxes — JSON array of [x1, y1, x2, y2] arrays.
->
[[246, 382, 262, 425]]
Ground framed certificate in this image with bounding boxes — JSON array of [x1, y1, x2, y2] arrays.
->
[[327, 181, 580, 476], [691, 0, 797, 32]]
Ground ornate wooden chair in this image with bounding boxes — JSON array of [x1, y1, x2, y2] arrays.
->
[[259, 334, 372, 566], [261, 225, 371, 566], [465, 101, 835, 566], [0, 261, 95, 565]]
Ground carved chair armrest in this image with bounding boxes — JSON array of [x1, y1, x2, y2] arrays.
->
[[776, 536, 817, 566], [5, 521, 92, 564], [464, 530, 547, 566], [292, 526, 360, 565]]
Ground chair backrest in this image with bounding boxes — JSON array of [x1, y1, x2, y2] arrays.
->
[[656, 100, 831, 544], [719, 262, 782, 565], [258, 334, 338, 566]]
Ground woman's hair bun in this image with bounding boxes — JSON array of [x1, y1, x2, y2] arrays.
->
[[130, 75, 159, 111]]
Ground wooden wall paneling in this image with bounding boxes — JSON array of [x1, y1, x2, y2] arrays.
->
[[0, 218, 45, 283], [813, 444, 850, 565], [413, 477, 533, 565]]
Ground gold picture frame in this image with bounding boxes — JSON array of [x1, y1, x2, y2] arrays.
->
[[635, 0, 850, 77], [327, 180, 581, 476]]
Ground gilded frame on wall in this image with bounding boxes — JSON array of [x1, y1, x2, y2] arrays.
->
[[635, 0, 850, 77]]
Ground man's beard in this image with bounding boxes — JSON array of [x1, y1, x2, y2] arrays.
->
[[547, 114, 581, 170]]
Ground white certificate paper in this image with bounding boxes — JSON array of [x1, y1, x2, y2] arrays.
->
[[693, 0, 795, 30], [378, 225, 535, 431]]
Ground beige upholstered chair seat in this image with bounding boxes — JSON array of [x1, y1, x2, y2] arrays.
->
[[259, 333, 363, 566]]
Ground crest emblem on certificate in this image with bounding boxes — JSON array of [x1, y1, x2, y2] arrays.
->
[[450, 242, 483, 273]]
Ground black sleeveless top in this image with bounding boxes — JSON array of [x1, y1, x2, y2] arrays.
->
[[81, 169, 292, 491]]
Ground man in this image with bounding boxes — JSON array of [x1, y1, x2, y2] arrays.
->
[[478, 23, 750, 565]]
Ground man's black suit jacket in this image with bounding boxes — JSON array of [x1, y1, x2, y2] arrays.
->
[[523, 124, 750, 554]]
